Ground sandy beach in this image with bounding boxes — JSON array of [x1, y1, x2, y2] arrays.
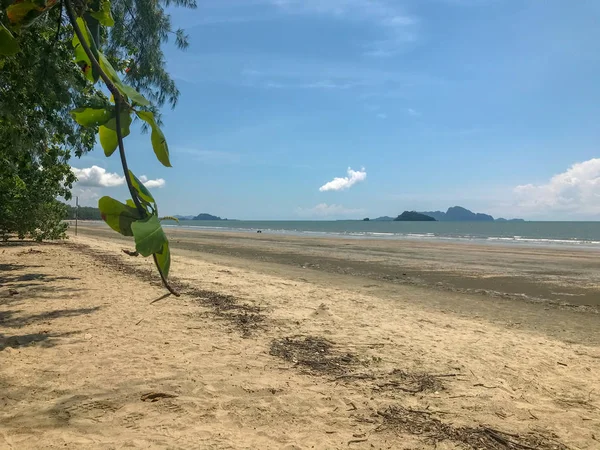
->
[[1, 225, 599, 449]]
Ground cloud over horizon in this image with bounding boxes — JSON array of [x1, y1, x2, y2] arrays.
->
[[71, 166, 125, 187], [514, 158, 600, 216], [72, 166, 165, 189], [319, 167, 367, 192], [139, 175, 166, 189]]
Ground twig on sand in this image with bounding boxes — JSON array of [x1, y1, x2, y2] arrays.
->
[[334, 373, 374, 381], [347, 438, 368, 446]]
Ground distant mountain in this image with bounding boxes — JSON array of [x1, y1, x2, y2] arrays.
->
[[373, 216, 395, 221], [193, 213, 223, 221], [394, 211, 436, 222], [418, 206, 523, 222], [420, 206, 493, 222], [173, 215, 195, 220]]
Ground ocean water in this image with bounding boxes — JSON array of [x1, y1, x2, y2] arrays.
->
[[164, 220, 600, 249]]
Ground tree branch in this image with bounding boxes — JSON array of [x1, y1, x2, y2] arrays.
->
[[64, 0, 179, 296]]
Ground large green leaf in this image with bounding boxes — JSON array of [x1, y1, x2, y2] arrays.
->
[[89, 0, 115, 27], [0, 23, 19, 56], [120, 84, 150, 107], [99, 111, 132, 156], [131, 215, 167, 257], [135, 111, 171, 167], [70, 107, 113, 127], [129, 171, 155, 206], [98, 196, 141, 236], [72, 18, 100, 83], [155, 241, 171, 279], [98, 52, 150, 106]]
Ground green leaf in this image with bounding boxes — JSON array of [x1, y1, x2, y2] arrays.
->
[[0, 23, 19, 56], [98, 52, 150, 106], [70, 107, 113, 127], [131, 215, 167, 257], [89, 0, 115, 27], [159, 216, 179, 223], [98, 196, 141, 236], [135, 110, 171, 167], [72, 18, 100, 83], [129, 170, 155, 206], [126, 199, 136, 208], [119, 84, 150, 107], [98, 52, 120, 85], [155, 241, 171, 279], [99, 111, 131, 156], [6, 0, 57, 28]]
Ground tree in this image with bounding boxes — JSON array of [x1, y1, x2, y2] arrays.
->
[[108, 0, 196, 109], [0, 7, 97, 240]]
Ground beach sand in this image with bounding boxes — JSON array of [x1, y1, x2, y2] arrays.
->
[[1, 226, 599, 449]]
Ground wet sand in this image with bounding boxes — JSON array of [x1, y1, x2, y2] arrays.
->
[[77, 223, 600, 345]]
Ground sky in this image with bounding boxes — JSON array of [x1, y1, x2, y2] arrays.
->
[[71, 0, 600, 220]]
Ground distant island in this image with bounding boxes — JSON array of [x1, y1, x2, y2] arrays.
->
[[419, 206, 523, 222], [193, 213, 225, 221], [366, 207, 523, 222], [394, 211, 436, 222], [373, 216, 395, 221], [172, 213, 228, 221]]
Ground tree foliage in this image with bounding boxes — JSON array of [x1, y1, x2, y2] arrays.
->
[[107, 0, 196, 109], [0, 7, 97, 240]]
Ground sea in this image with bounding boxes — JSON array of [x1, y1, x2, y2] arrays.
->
[[163, 220, 600, 250]]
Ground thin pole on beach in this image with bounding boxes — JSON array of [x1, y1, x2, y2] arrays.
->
[[75, 196, 78, 236]]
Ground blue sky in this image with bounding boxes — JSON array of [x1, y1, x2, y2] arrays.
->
[[72, 0, 600, 220]]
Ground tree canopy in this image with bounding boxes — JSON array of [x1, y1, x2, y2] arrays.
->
[[0, 0, 194, 243]]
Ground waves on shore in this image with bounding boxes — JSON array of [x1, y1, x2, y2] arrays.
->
[[165, 223, 600, 249]]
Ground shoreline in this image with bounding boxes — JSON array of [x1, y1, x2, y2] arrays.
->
[[70, 220, 600, 251], [74, 223, 600, 312]]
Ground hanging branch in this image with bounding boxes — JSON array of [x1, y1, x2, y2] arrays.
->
[[64, 0, 179, 297]]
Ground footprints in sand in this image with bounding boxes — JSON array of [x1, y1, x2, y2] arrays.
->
[[52, 396, 120, 423]]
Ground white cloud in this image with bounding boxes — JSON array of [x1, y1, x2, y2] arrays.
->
[[71, 166, 165, 189], [513, 158, 600, 215], [69, 187, 101, 206], [71, 166, 125, 187], [319, 167, 367, 192], [138, 175, 166, 189], [296, 203, 365, 218], [407, 108, 420, 117]]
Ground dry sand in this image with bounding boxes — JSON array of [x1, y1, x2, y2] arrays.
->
[[1, 228, 599, 449]]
